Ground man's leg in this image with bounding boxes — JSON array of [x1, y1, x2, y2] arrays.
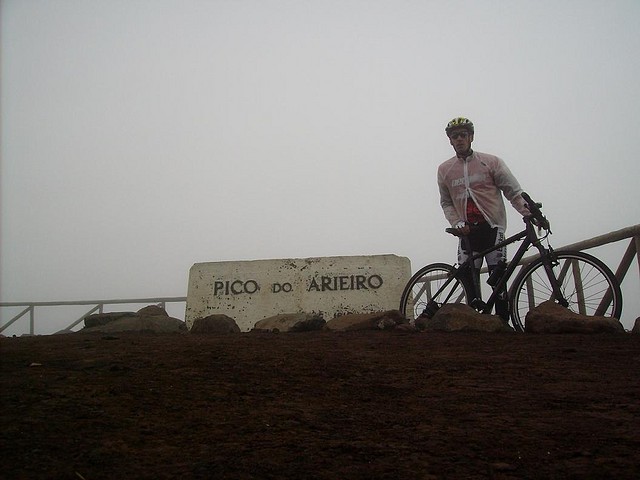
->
[[458, 237, 483, 303], [486, 228, 509, 322], [487, 264, 509, 321]]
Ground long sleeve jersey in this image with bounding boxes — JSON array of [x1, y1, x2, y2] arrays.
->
[[437, 151, 529, 229]]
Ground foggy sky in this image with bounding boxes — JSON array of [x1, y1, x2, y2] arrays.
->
[[2, 0, 639, 333]]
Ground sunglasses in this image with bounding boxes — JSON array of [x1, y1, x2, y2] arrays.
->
[[449, 131, 470, 140]]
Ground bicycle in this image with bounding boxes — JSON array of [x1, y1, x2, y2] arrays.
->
[[399, 193, 623, 331]]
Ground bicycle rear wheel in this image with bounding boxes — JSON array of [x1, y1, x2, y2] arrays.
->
[[509, 250, 623, 331], [399, 263, 471, 321]]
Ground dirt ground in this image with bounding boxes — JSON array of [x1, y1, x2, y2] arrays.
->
[[1, 331, 639, 479]]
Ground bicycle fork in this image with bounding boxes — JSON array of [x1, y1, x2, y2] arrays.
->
[[420, 270, 467, 318], [534, 244, 570, 308]]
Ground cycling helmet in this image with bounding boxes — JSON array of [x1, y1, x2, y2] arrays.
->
[[445, 117, 474, 135]]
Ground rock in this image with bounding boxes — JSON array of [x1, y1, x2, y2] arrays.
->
[[137, 305, 169, 317], [324, 310, 407, 332], [416, 304, 513, 333], [84, 312, 138, 328], [490, 462, 517, 472], [84, 305, 170, 330], [81, 304, 185, 333], [81, 315, 187, 334], [632, 318, 640, 334], [525, 301, 625, 334], [190, 314, 240, 334], [253, 313, 325, 333], [395, 322, 418, 332]]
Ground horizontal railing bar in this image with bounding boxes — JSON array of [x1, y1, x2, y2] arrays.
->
[[557, 224, 640, 252], [519, 225, 640, 266], [0, 297, 186, 308]]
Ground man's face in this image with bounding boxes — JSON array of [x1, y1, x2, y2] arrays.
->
[[448, 129, 473, 155]]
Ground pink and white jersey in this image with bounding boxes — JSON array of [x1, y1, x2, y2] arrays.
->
[[437, 151, 530, 229]]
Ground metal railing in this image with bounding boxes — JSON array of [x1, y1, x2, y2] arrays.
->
[[0, 297, 186, 336], [2, 225, 638, 335], [554, 225, 640, 287]]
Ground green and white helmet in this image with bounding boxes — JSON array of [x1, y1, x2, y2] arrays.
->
[[445, 117, 474, 135]]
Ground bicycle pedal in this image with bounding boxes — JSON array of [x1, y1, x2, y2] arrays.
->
[[420, 302, 440, 318], [470, 298, 487, 311]]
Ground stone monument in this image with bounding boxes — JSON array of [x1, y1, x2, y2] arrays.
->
[[185, 254, 411, 331]]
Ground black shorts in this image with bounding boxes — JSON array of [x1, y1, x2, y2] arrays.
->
[[463, 222, 498, 253]]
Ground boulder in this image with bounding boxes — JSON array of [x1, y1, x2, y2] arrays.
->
[[253, 313, 325, 333], [84, 305, 169, 328], [82, 315, 187, 334], [525, 301, 625, 334], [84, 312, 138, 329], [632, 318, 640, 334], [324, 310, 407, 332], [394, 322, 418, 332], [190, 314, 240, 334], [416, 304, 513, 333], [82, 304, 187, 333], [137, 305, 169, 317]]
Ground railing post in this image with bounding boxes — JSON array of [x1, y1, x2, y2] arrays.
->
[[635, 235, 640, 284], [30, 306, 35, 335], [571, 260, 586, 316], [613, 238, 638, 284]]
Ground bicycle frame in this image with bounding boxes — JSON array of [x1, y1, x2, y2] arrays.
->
[[445, 220, 568, 314]]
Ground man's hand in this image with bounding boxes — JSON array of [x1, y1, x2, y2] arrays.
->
[[446, 223, 470, 236], [456, 224, 471, 236], [526, 214, 550, 230]]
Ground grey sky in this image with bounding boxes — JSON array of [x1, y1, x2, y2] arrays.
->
[[2, 0, 639, 333]]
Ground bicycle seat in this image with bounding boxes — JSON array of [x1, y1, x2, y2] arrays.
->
[[445, 226, 479, 237]]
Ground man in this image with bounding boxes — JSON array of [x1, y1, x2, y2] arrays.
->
[[437, 117, 530, 320]]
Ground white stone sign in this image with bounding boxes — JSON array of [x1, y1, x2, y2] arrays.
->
[[185, 255, 411, 331]]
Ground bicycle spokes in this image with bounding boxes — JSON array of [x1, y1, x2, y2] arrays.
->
[[399, 264, 471, 321], [510, 251, 622, 331]]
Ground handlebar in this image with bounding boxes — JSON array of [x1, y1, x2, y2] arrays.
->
[[521, 192, 550, 231]]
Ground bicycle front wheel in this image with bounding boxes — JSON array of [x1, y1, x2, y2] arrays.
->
[[399, 263, 471, 321], [509, 250, 623, 331]]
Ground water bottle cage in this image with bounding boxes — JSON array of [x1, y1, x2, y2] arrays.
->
[[487, 262, 507, 287]]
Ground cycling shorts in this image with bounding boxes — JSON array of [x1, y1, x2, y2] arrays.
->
[[457, 223, 506, 269]]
